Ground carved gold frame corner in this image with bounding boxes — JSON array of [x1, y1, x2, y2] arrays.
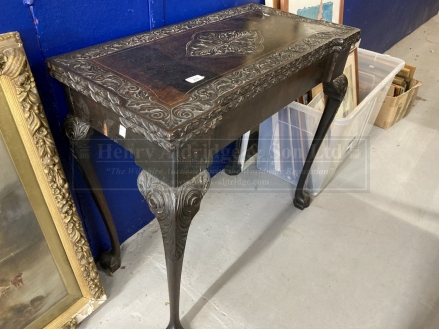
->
[[0, 32, 106, 329]]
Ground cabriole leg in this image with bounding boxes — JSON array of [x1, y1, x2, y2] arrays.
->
[[137, 170, 211, 329], [63, 114, 121, 273], [293, 74, 348, 210]]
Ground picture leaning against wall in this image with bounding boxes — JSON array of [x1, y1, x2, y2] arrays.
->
[[287, 0, 343, 24], [0, 31, 106, 329]]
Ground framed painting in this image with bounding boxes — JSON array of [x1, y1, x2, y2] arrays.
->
[[0, 32, 105, 328], [265, 0, 289, 10], [337, 47, 359, 118], [285, 0, 344, 24]]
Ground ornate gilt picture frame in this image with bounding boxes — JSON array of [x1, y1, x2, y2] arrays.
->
[[0, 32, 105, 328]]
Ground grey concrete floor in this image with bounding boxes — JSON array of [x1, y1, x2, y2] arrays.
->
[[79, 15, 439, 329]]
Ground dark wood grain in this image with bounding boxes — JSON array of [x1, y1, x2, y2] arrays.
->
[[93, 11, 331, 106]]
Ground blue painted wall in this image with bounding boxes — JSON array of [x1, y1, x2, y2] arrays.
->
[[1, 0, 438, 258], [32, 0, 155, 255], [343, 0, 439, 53], [1, 0, 259, 258]]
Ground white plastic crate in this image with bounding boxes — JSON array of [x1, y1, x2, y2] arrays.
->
[[257, 48, 405, 195]]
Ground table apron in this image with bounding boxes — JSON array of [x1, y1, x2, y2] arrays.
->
[[64, 49, 348, 187]]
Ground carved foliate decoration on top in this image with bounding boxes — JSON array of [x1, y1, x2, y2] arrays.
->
[[49, 4, 354, 62], [137, 170, 211, 262], [0, 32, 104, 300], [186, 30, 264, 57], [47, 4, 360, 149]]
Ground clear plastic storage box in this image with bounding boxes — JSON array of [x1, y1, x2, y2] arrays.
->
[[257, 48, 405, 195]]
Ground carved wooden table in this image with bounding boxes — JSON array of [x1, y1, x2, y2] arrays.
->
[[48, 4, 359, 328]]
